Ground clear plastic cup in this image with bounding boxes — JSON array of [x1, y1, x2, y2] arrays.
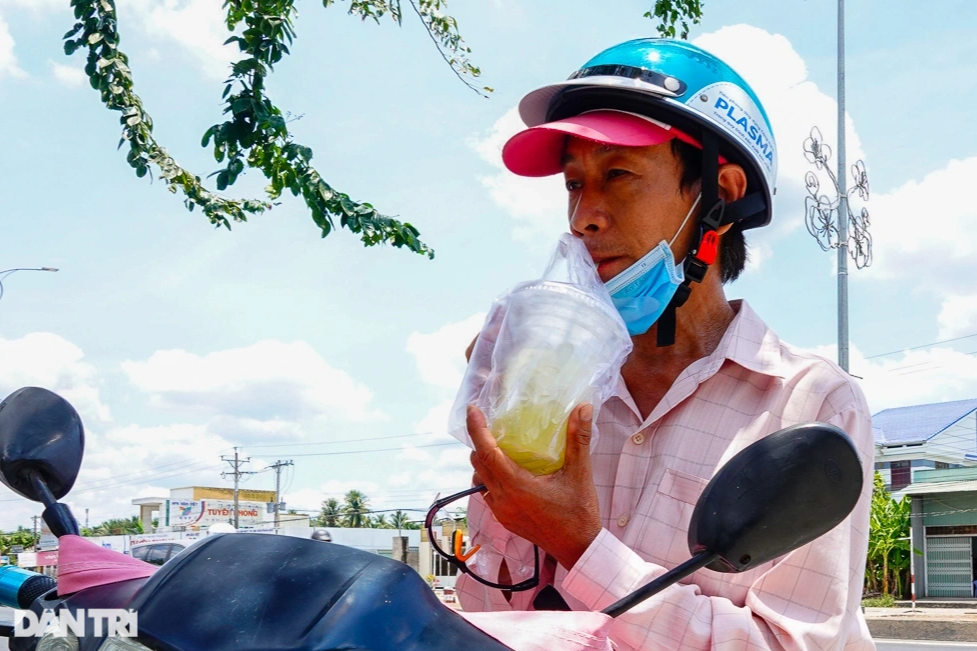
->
[[487, 281, 626, 475]]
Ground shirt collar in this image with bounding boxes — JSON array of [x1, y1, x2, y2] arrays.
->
[[711, 299, 787, 380], [610, 299, 786, 407]]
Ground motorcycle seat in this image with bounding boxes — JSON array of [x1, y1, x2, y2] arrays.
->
[[128, 533, 512, 651]]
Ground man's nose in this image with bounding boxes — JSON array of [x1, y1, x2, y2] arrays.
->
[[569, 191, 610, 235]]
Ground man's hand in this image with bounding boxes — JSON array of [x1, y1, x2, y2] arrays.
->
[[468, 403, 602, 571]]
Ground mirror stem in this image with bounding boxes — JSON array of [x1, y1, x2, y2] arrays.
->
[[29, 470, 80, 537], [28, 471, 57, 510], [601, 551, 719, 618]]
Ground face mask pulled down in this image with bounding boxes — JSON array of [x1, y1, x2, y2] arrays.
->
[[604, 194, 701, 336]]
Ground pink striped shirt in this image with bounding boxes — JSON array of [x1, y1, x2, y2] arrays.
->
[[458, 300, 875, 651]]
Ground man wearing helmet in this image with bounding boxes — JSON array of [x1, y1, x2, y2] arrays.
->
[[459, 39, 875, 650]]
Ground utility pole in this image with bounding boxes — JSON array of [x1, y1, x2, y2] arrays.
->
[[268, 460, 294, 529], [85, 508, 89, 530], [221, 448, 255, 528], [31, 516, 41, 550]]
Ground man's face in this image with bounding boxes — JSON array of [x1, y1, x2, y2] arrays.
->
[[562, 137, 697, 283]]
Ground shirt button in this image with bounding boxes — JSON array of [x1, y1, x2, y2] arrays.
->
[[631, 432, 645, 445], [617, 514, 630, 528]]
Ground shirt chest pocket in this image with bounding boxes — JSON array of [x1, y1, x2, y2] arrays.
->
[[629, 467, 710, 571]]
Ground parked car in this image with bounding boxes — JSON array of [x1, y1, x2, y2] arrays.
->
[[129, 542, 187, 566]]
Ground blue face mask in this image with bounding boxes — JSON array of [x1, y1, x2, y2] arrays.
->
[[605, 194, 701, 336]]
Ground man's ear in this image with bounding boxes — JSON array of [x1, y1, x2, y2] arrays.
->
[[717, 163, 748, 205]]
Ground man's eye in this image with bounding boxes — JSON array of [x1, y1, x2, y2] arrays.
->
[[565, 180, 582, 191], [607, 169, 629, 180]]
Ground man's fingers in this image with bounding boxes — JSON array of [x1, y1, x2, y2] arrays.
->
[[467, 404, 518, 483], [563, 403, 594, 477]]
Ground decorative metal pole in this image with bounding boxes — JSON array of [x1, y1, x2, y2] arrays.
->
[[803, 0, 872, 374], [836, 0, 849, 373]]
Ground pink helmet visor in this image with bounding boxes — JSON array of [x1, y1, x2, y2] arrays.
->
[[501, 109, 724, 177]]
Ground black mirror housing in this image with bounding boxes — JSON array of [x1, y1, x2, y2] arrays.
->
[[0, 387, 85, 502], [688, 422, 863, 573]]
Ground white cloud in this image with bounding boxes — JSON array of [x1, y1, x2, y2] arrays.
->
[[0, 332, 110, 421], [122, 339, 385, 422], [0, 14, 26, 83], [413, 398, 455, 441], [806, 343, 977, 413], [0, 0, 66, 12], [692, 25, 866, 240], [121, 0, 240, 81], [744, 240, 772, 274], [49, 60, 86, 87], [864, 157, 977, 293], [407, 312, 486, 390], [468, 108, 568, 245], [938, 294, 977, 340], [0, 334, 246, 530], [407, 313, 487, 446], [399, 443, 434, 463]]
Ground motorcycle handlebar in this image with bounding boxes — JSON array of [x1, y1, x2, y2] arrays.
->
[[0, 565, 57, 609]]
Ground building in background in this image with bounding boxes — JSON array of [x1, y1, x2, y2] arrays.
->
[[873, 398, 977, 492], [902, 466, 977, 598], [132, 486, 308, 532]]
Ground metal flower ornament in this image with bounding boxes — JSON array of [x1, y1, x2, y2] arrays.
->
[[803, 127, 873, 269]]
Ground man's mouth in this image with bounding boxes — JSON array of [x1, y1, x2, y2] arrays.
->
[[593, 256, 624, 278]]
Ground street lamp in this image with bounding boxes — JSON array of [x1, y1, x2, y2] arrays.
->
[[0, 267, 59, 303], [803, 0, 872, 374]]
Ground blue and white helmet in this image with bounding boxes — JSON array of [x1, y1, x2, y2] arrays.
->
[[518, 38, 777, 230]]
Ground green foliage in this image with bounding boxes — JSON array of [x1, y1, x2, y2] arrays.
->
[[645, 0, 703, 39], [391, 509, 419, 530], [371, 514, 393, 528], [314, 498, 342, 527], [328, 0, 491, 95], [88, 516, 145, 536], [64, 0, 441, 258], [341, 489, 370, 528], [0, 527, 38, 556], [63, 0, 271, 229], [866, 472, 916, 597], [861, 593, 897, 608]]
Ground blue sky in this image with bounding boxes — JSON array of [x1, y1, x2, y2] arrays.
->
[[1, 0, 975, 530]]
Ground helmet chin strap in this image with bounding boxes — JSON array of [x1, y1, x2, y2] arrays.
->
[[656, 131, 726, 347]]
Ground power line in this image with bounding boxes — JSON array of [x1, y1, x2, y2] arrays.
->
[[288, 441, 460, 458], [864, 332, 977, 360], [243, 432, 432, 449]]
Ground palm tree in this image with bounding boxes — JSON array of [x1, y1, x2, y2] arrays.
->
[[316, 498, 342, 527], [391, 510, 412, 532], [371, 514, 393, 529], [92, 516, 144, 536], [342, 490, 370, 528]]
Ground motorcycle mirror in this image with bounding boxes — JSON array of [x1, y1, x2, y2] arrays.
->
[[688, 422, 863, 572], [0, 387, 85, 502], [603, 422, 862, 618]]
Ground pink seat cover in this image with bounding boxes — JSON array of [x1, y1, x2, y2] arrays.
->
[[462, 610, 614, 651], [56, 534, 157, 596]]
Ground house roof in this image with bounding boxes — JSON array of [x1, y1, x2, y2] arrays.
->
[[899, 479, 977, 496], [872, 398, 977, 446]]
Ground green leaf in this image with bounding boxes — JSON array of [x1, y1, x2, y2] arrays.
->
[[201, 126, 217, 147], [87, 32, 103, 45], [64, 40, 79, 56]]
